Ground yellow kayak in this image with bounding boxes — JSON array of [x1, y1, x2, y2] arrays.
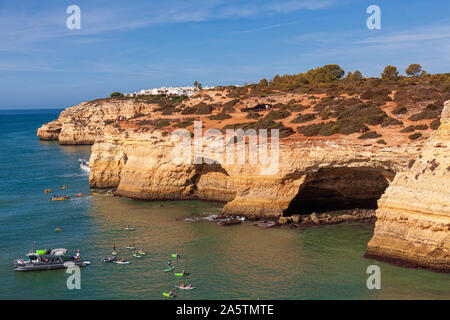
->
[[44, 189, 52, 194], [51, 196, 70, 201]]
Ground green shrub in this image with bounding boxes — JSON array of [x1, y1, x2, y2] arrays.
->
[[246, 112, 261, 119], [297, 123, 322, 136], [414, 124, 428, 130], [290, 104, 309, 112], [222, 105, 236, 113], [264, 109, 291, 121], [381, 117, 402, 127], [409, 132, 422, 140], [408, 111, 440, 121], [110, 92, 123, 97], [208, 112, 232, 120], [291, 113, 316, 123], [223, 99, 240, 107], [358, 131, 381, 139], [223, 119, 294, 138], [173, 121, 193, 128], [392, 106, 408, 115], [400, 126, 415, 133], [156, 120, 170, 128], [182, 103, 213, 115], [377, 139, 387, 145], [430, 119, 441, 130]]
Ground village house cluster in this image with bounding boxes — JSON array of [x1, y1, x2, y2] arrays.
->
[[124, 86, 214, 97]]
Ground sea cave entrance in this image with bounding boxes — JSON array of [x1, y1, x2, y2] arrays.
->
[[283, 167, 395, 215]]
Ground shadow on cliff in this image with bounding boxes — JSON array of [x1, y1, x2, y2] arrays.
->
[[283, 167, 395, 215]]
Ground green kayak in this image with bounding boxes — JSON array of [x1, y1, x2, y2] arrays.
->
[[164, 267, 175, 272], [175, 272, 189, 277], [162, 292, 175, 298], [132, 254, 142, 258]]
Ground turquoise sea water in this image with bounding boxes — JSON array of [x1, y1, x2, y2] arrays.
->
[[0, 109, 448, 300]]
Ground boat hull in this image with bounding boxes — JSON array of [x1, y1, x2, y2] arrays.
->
[[14, 261, 90, 272]]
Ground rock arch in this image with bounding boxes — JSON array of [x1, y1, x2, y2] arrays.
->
[[283, 167, 395, 215]]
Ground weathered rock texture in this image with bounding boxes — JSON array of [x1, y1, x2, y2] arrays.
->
[[366, 101, 450, 272], [37, 99, 153, 144], [89, 127, 419, 220]]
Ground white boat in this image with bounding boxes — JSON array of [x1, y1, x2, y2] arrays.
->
[[80, 161, 90, 172]]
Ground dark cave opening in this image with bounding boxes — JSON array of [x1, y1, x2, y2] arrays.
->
[[283, 167, 395, 216]]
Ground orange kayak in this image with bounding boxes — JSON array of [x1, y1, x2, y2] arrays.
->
[[44, 189, 52, 194], [75, 193, 83, 197], [51, 196, 70, 201], [60, 186, 68, 190]]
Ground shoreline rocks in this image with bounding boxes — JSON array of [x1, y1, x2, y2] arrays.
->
[[277, 209, 376, 227]]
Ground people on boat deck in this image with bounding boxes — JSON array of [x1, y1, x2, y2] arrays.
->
[[168, 291, 174, 296], [76, 249, 80, 261], [181, 269, 185, 274], [179, 283, 185, 287]]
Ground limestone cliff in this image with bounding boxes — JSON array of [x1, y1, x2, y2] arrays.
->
[[90, 127, 419, 219], [366, 101, 450, 272], [37, 99, 153, 144]]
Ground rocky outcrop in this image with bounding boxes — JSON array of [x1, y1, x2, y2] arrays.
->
[[37, 99, 153, 144], [366, 101, 450, 272], [89, 128, 419, 219], [278, 209, 376, 226]]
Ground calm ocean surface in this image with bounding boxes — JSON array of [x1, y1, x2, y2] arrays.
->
[[0, 109, 448, 300]]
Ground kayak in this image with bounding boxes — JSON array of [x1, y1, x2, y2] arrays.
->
[[114, 261, 130, 265], [102, 256, 116, 263], [60, 186, 68, 190], [171, 254, 180, 258], [175, 272, 189, 277], [175, 286, 196, 290], [44, 189, 52, 194], [55, 228, 62, 232], [164, 267, 175, 272], [112, 251, 117, 255], [124, 227, 136, 231], [137, 251, 146, 255], [126, 246, 136, 250], [51, 196, 70, 201], [75, 193, 83, 197], [132, 254, 142, 258], [162, 293, 175, 298]]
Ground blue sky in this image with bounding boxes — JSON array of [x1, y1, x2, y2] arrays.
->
[[0, 0, 449, 109]]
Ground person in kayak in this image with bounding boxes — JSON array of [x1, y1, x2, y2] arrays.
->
[[168, 261, 171, 267], [168, 291, 174, 297], [187, 283, 193, 288]]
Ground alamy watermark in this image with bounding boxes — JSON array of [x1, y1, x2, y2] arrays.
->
[[66, 265, 81, 290], [366, 5, 381, 30], [171, 121, 279, 175], [366, 265, 381, 290], [66, 5, 81, 30]]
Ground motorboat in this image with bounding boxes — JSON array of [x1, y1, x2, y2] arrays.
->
[[14, 248, 90, 271]]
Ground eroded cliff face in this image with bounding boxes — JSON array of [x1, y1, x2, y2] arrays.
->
[[366, 101, 450, 272], [37, 99, 153, 144], [89, 127, 419, 219]]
